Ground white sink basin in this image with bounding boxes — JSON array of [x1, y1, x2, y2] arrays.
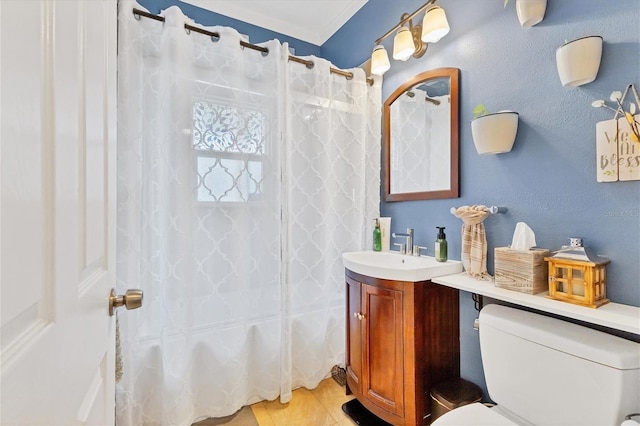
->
[[342, 251, 463, 282]]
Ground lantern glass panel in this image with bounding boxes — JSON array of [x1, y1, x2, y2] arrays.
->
[[571, 282, 585, 297], [557, 267, 568, 279], [573, 268, 584, 281]]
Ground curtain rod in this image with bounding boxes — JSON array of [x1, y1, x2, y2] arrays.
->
[[132, 8, 374, 86]]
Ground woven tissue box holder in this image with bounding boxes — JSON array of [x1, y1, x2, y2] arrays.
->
[[494, 247, 550, 294]]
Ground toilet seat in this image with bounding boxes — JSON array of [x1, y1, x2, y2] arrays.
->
[[431, 402, 518, 425]]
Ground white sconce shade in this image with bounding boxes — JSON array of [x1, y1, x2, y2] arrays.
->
[[516, 0, 547, 28], [371, 44, 391, 75], [421, 6, 450, 43], [471, 112, 519, 154], [556, 36, 603, 87], [393, 27, 415, 61]]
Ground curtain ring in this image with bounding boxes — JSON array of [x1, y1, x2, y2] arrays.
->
[[345, 73, 354, 80], [306, 61, 314, 69], [133, 10, 141, 20], [211, 34, 220, 43], [261, 48, 269, 57], [185, 26, 191, 35]]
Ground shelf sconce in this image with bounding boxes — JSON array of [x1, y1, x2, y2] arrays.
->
[[371, 0, 450, 76]]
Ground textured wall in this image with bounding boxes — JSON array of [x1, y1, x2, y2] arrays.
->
[[324, 0, 640, 397]]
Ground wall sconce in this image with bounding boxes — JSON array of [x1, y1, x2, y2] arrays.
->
[[371, 0, 450, 76]]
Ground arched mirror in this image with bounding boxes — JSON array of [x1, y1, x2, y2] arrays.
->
[[383, 67, 459, 201]]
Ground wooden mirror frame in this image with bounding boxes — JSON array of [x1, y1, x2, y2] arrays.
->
[[382, 67, 460, 202]]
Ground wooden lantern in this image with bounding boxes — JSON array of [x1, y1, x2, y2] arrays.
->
[[544, 256, 610, 308]]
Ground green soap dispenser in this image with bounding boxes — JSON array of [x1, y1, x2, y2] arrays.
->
[[435, 226, 447, 262], [373, 219, 382, 251]]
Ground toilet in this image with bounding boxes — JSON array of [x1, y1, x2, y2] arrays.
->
[[432, 304, 640, 425]]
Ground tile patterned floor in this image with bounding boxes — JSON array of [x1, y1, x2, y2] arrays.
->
[[251, 378, 355, 426]]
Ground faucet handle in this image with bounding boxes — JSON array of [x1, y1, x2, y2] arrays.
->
[[394, 243, 406, 255], [413, 246, 428, 257], [407, 227, 414, 235]]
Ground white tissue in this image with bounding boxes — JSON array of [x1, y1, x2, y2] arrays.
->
[[510, 222, 537, 250]]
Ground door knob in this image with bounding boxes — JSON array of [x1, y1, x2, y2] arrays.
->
[[109, 288, 143, 316]]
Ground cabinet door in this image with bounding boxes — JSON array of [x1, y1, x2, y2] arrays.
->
[[363, 284, 404, 416], [346, 276, 362, 389]]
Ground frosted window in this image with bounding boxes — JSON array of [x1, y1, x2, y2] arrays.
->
[[193, 101, 265, 202]]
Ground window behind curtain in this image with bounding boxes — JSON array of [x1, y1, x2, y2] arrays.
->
[[193, 100, 265, 203]]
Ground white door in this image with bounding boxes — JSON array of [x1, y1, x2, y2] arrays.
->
[[1, 0, 118, 424]]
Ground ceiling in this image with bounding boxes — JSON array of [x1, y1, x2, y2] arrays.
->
[[181, 0, 368, 46]]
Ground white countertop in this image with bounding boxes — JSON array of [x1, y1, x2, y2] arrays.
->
[[342, 251, 462, 282], [432, 273, 640, 335]]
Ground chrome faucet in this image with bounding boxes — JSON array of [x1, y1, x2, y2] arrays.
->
[[392, 228, 414, 255]]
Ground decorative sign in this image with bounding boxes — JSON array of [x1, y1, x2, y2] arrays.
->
[[596, 114, 640, 182]]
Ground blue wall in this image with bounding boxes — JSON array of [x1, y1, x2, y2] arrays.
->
[[135, 0, 321, 56], [324, 0, 640, 397]]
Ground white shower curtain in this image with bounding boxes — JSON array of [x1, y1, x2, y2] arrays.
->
[[115, 2, 381, 425]]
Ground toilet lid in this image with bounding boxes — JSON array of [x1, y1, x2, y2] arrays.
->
[[432, 403, 518, 426]]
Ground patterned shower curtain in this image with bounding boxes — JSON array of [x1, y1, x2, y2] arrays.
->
[[115, 2, 381, 424]]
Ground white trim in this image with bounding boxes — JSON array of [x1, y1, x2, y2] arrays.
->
[[181, 0, 368, 45]]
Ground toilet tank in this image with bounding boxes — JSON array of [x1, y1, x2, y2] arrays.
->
[[479, 304, 640, 425]]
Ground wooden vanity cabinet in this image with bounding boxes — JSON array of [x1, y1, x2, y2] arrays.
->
[[345, 268, 460, 426]]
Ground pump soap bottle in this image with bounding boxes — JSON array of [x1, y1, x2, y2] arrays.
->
[[373, 219, 382, 252], [435, 227, 447, 262]]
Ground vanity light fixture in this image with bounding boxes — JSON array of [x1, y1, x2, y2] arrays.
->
[[370, 0, 450, 76]]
